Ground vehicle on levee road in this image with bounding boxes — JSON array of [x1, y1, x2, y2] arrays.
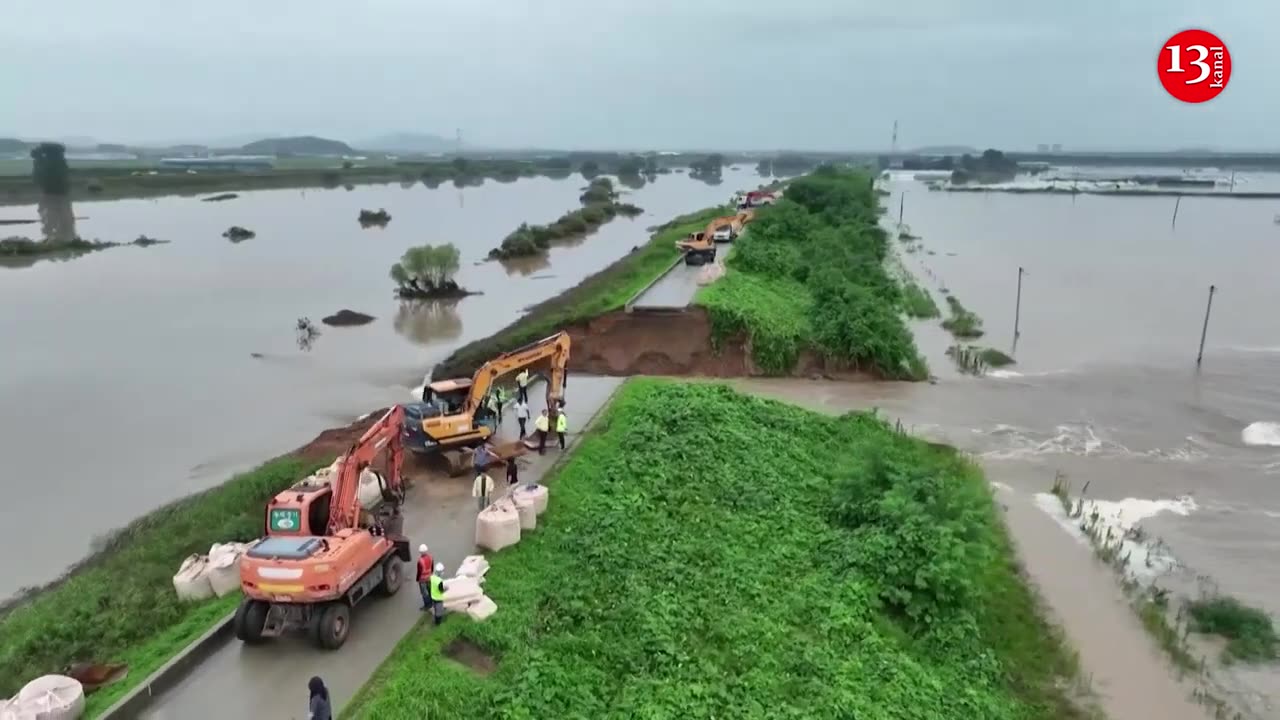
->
[[402, 331, 571, 474], [676, 209, 755, 265], [234, 405, 411, 650]]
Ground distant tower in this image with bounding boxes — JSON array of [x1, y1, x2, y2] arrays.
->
[[891, 120, 899, 154], [455, 128, 463, 156]]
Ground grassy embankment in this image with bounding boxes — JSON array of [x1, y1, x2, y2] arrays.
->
[[0, 457, 327, 716], [342, 379, 1087, 719], [694, 168, 928, 379], [433, 205, 728, 379], [0, 235, 167, 263], [487, 178, 643, 260]]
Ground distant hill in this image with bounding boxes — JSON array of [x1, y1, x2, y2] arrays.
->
[[240, 136, 353, 156], [359, 132, 455, 153], [0, 138, 29, 153]]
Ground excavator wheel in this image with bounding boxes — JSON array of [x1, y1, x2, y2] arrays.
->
[[233, 599, 269, 644], [376, 555, 404, 597], [685, 252, 708, 267], [310, 602, 351, 650]]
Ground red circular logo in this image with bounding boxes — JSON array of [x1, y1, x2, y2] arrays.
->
[[1158, 29, 1231, 103]]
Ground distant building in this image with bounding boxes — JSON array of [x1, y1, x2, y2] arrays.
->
[[1051, 144, 1063, 153], [1036, 144, 1049, 153], [159, 155, 274, 171]]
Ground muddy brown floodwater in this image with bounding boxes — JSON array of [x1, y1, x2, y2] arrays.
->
[[0, 169, 760, 598]]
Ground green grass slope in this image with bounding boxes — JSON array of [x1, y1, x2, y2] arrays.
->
[[344, 380, 1084, 720]]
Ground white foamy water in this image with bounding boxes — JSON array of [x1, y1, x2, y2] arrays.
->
[[1242, 421, 1280, 447], [1035, 493, 1198, 584]]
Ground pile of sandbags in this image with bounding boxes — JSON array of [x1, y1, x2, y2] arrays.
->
[[2, 675, 85, 720], [511, 492, 537, 531], [298, 456, 343, 489], [441, 555, 498, 621], [512, 483, 549, 516], [172, 541, 255, 601], [475, 498, 521, 552]]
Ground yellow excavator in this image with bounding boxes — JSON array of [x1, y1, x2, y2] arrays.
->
[[403, 331, 570, 474], [675, 209, 755, 265]]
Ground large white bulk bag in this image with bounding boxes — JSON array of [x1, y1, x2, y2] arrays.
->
[[442, 576, 485, 612], [512, 493, 537, 531], [466, 595, 498, 621], [172, 554, 214, 602], [456, 555, 490, 580], [512, 484, 549, 515], [204, 543, 248, 598], [357, 468, 385, 510], [10, 675, 84, 720], [475, 500, 521, 552]]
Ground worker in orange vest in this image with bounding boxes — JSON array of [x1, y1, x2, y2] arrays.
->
[[415, 544, 434, 611]]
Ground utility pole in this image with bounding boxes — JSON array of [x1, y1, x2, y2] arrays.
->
[[891, 119, 899, 156], [1196, 284, 1216, 368], [1171, 196, 1182, 229], [1229, 170, 1236, 192], [455, 128, 463, 157], [898, 192, 905, 226], [1013, 266, 1026, 341]]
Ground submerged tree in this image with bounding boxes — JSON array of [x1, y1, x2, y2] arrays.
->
[[389, 243, 463, 297], [31, 143, 70, 196]]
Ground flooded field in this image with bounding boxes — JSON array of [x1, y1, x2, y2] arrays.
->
[[0, 169, 757, 596]]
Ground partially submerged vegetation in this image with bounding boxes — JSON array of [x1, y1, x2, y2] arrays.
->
[[222, 225, 255, 242], [487, 178, 643, 260], [344, 380, 1085, 719], [696, 167, 927, 378], [900, 277, 941, 318], [0, 456, 324, 716], [358, 208, 391, 227], [390, 243, 474, 300], [1187, 595, 1279, 663], [942, 294, 985, 339], [0, 234, 168, 261], [948, 345, 1014, 375], [434, 206, 727, 379], [200, 193, 238, 202]]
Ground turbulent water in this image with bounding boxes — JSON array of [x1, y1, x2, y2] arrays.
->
[[863, 173, 1280, 710], [0, 170, 758, 597]]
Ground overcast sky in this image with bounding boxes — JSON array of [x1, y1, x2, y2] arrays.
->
[[2, 0, 1272, 151]]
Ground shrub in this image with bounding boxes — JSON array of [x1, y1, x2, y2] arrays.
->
[[1187, 595, 1279, 663]]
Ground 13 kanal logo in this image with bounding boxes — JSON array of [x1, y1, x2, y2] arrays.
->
[[1158, 29, 1231, 103]]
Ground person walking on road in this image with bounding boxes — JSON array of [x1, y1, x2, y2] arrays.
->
[[473, 471, 494, 511], [473, 443, 493, 478], [415, 544, 434, 611], [516, 369, 530, 403], [429, 563, 447, 626], [308, 676, 332, 720], [514, 398, 530, 438], [556, 410, 568, 450], [505, 457, 519, 488], [534, 409, 550, 455]]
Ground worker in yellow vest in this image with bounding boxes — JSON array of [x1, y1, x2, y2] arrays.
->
[[516, 369, 530, 403], [534, 408, 550, 455], [556, 409, 567, 450], [429, 562, 447, 626]]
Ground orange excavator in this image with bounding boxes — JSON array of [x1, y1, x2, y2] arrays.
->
[[234, 406, 409, 650], [675, 209, 755, 265], [405, 331, 571, 474]]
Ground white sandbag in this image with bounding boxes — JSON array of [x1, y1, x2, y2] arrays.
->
[[10, 675, 84, 720], [357, 468, 385, 510], [512, 483, 549, 516], [300, 456, 343, 488], [466, 595, 498, 621], [441, 575, 485, 611], [456, 555, 490, 580], [172, 554, 214, 602], [475, 500, 521, 552], [204, 544, 247, 598], [512, 493, 537, 531]]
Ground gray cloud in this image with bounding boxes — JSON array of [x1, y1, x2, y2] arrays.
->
[[2, 0, 1270, 150]]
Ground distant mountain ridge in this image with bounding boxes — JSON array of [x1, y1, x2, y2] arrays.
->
[[239, 136, 353, 155]]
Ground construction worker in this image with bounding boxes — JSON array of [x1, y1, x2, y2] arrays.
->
[[473, 471, 494, 511], [534, 409, 550, 455], [472, 443, 493, 478], [415, 544, 434, 611], [429, 562, 447, 626], [514, 398, 530, 437], [516, 369, 530, 403], [505, 457, 519, 488], [486, 392, 502, 425], [556, 409, 567, 450]]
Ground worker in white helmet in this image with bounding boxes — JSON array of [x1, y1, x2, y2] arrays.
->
[[415, 545, 433, 611], [429, 562, 448, 625]]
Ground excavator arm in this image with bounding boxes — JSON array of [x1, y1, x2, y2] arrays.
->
[[328, 405, 405, 535], [462, 331, 571, 415]]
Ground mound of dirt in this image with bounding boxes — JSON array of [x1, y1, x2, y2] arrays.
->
[[322, 309, 376, 327]]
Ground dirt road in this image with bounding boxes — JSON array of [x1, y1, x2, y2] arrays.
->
[[139, 376, 623, 720]]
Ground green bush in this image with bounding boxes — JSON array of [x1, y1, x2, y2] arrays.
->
[[488, 180, 643, 260], [942, 295, 985, 339], [0, 457, 324, 713], [343, 380, 1084, 720], [1187, 595, 1279, 662], [696, 168, 926, 379]]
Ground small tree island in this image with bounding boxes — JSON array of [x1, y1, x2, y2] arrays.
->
[[389, 243, 478, 300]]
